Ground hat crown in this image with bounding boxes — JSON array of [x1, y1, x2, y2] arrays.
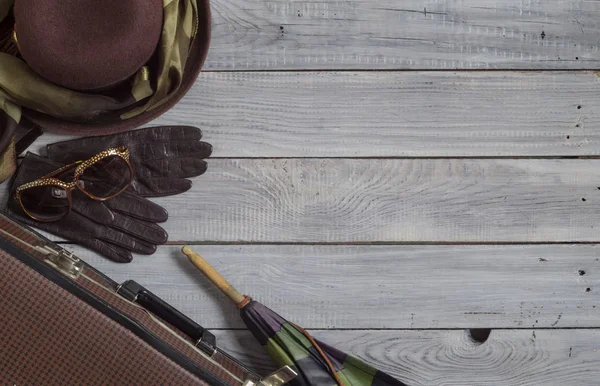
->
[[14, 0, 163, 91]]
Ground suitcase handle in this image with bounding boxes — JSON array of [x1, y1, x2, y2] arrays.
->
[[117, 280, 217, 356]]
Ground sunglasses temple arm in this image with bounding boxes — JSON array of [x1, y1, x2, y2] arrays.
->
[[42, 161, 81, 179]]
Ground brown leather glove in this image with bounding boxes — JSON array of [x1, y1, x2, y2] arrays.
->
[[7, 153, 169, 263], [46, 126, 212, 197]]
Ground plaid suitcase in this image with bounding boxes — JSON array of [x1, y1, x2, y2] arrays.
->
[[0, 212, 296, 386]]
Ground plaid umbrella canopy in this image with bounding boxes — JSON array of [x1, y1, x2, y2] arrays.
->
[[182, 247, 409, 386]]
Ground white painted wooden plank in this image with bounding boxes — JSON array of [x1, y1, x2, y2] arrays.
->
[[204, 0, 600, 70], [27, 71, 600, 157], [4, 158, 600, 243], [65, 245, 600, 329], [5, 159, 600, 243], [149, 158, 600, 242], [213, 329, 600, 386]]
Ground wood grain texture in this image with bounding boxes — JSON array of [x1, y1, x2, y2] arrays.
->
[[4, 158, 600, 243], [28, 71, 600, 157], [143, 158, 600, 242], [63, 245, 600, 329], [213, 329, 600, 386], [204, 0, 600, 70], [4, 0, 599, 381]]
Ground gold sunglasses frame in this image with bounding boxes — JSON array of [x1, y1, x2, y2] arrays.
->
[[15, 147, 132, 222]]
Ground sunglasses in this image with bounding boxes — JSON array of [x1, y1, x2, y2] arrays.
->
[[15, 147, 133, 222]]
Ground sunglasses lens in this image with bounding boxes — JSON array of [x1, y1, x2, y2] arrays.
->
[[78, 155, 132, 199], [20, 185, 70, 221]]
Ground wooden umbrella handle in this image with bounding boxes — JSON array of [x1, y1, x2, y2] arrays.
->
[[181, 246, 248, 307]]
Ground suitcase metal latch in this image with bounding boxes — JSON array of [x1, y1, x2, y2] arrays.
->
[[44, 248, 84, 279], [244, 366, 297, 386], [0, 227, 83, 279]]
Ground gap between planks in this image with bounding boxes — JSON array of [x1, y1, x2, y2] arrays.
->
[[164, 241, 600, 246], [202, 0, 600, 70], [68, 244, 600, 330], [5, 158, 600, 243], [153, 158, 600, 243], [28, 71, 600, 158]]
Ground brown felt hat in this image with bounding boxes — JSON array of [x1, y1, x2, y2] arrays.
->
[[13, 0, 211, 135]]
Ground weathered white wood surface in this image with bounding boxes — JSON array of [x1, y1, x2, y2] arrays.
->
[[214, 329, 600, 386], [5, 158, 600, 243], [141, 159, 600, 243], [204, 0, 600, 70], [67, 245, 600, 329], [3, 2, 600, 381], [29, 71, 600, 157]]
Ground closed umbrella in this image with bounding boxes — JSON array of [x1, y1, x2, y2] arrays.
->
[[182, 247, 408, 386]]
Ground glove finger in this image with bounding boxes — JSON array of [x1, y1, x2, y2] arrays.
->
[[76, 237, 134, 263], [102, 190, 168, 223], [129, 177, 192, 198], [145, 125, 203, 141], [107, 211, 168, 245], [136, 140, 213, 160], [46, 137, 120, 164], [8, 194, 108, 242], [136, 157, 208, 179], [46, 126, 203, 164], [15, 194, 159, 254], [109, 125, 201, 142], [6, 200, 148, 262], [70, 191, 116, 225], [95, 223, 159, 255]]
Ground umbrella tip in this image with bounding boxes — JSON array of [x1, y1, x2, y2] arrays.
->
[[182, 245, 195, 257], [181, 247, 250, 307], [182, 246, 204, 263]]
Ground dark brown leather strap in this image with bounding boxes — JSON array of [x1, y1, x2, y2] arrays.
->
[[15, 117, 44, 155], [0, 109, 17, 155]]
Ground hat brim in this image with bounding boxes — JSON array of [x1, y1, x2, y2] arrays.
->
[[23, 0, 211, 136]]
